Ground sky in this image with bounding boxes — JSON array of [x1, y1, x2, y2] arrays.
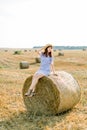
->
[[0, 0, 87, 48]]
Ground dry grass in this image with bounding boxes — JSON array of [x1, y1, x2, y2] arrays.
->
[[0, 49, 87, 130]]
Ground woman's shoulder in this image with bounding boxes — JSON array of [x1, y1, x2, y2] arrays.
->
[[40, 52, 43, 56], [40, 52, 45, 57]]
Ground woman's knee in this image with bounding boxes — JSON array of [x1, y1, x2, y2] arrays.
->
[[33, 74, 44, 80]]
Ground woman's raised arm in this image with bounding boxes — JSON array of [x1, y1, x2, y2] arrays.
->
[[36, 46, 45, 55]]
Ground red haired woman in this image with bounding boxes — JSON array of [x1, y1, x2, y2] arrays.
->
[[25, 44, 56, 97]]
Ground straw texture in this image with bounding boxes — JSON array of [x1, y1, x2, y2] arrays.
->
[[22, 71, 81, 115]]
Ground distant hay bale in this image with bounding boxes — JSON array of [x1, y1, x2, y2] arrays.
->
[[53, 49, 56, 52], [22, 71, 81, 115], [4, 50, 8, 52], [24, 49, 27, 52], [14, 50, 22, 55], [35, 57, 41, 63], [20, 61, 29, 69], [82, 48, 86, 51], [58, 52, 64, 56]]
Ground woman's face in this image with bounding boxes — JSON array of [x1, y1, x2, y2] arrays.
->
[[47, 46, 52, 52]]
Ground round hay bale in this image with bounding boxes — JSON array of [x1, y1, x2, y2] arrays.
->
[[20, 61, 29, 69], [53, 49, 56, 52], [82, 48, 86, 51], [4, 50, 8, 52], [14, 50, 22, 55], [35, 57, 41, 63], [58, 52, 64, 56], [22, 71, 81, 115], [24, 49, 27, 52]]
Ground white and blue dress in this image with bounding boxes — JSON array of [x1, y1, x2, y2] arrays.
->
[[35, 53, 53, 76]]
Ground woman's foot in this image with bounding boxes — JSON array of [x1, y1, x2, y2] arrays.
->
[[29, 91, 36, 97], [25, 89, 32, 96]]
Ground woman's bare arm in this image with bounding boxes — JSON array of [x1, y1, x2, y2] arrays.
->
[[50, 49, 57, 75], [51, 62, 56, 74], [36, 46, 44, 55]]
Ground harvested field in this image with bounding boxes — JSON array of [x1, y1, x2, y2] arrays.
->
[[0, 49, 87, 130]]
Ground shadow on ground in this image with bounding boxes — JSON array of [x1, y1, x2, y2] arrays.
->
[[0, 110, 71, 130]]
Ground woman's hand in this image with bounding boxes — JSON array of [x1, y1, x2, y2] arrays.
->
[[53, 72, 58, 76], [36, 47, 44, 55], [50, 48, 53, 54]]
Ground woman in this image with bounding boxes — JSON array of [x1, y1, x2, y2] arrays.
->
[[25, 44, 56, 97]]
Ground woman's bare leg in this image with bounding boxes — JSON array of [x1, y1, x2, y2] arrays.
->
[[25, 74, 44, 96]]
